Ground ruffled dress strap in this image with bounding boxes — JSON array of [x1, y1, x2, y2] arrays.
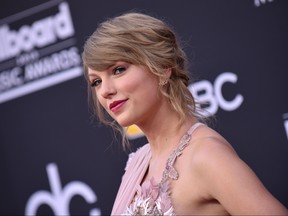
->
[[120, 122, 205, 216], [161, 122, 205, 183]]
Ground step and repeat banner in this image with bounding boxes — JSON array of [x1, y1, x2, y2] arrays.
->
[[0, 0, 287, 215]]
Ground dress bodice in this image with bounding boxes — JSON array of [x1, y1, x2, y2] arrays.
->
[[122, 122, 204, 215]]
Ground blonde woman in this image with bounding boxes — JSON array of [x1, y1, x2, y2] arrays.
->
[[82, 12, 288, 215]]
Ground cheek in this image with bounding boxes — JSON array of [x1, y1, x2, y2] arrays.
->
[[123, 74, 158, 95], [94, 90, 106, 109], [131, 82, 160, 106], [116, 78, 140, 95]]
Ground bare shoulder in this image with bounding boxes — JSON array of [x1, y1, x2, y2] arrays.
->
[[181, 124, 241, 192], [185, 125, 245, 191], [187, 124, 238, 164], [171, 125, 240, 214], [176, 124, 288, 215]]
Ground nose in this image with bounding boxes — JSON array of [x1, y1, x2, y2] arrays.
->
[[99, 79, 116, 99]]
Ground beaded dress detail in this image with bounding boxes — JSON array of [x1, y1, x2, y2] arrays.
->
[[122, 123, 203, 216]]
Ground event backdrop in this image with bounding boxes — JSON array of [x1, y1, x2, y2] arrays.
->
[[0, 0, 287, 215]]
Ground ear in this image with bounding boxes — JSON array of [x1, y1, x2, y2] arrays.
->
[[164, 68, 172, 79], [159, 68, 172, 86]]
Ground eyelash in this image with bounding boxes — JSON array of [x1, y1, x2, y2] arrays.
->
[[113, 66, 126, 75], [90, 66, 126, 87], [90, 79, 101, 87]]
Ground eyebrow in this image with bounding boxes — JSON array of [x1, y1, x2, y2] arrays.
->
[[88, 62, 121, 77], [88, 72, 99, 77]]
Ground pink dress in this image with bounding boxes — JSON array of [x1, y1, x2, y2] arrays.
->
[[111, 123, 204, 215]]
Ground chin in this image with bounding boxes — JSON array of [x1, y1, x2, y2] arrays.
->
[[113, 112, 139, 128], [115, 117, 135, 128], [117, 121, 133, 128]]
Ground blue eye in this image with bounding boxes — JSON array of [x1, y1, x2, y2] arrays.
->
[[90, 79, 101, 87], [113, 66, 126, 75]]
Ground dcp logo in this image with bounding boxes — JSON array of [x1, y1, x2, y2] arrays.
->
[[25, 163, 100, 216]]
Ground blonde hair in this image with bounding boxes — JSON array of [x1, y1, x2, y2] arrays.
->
[[82, 12, 204, 149]]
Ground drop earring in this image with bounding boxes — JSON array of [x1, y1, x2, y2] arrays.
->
[[159, 79, 168, 86]]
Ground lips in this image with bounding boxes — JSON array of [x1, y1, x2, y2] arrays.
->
[[109, 99, 128, 112]]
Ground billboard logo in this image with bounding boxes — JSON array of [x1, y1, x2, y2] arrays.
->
[[0, 2, 74, 61], [25, 163, 101, 216], [0, 1, 82, 104]]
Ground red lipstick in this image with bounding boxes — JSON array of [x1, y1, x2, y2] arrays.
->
[[109, 99, 128, 113]]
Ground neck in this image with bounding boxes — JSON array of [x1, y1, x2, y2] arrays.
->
[[136, 102, 197, 156]]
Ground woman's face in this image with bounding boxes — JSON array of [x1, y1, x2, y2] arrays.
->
[[88, 62, 163, 127]]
